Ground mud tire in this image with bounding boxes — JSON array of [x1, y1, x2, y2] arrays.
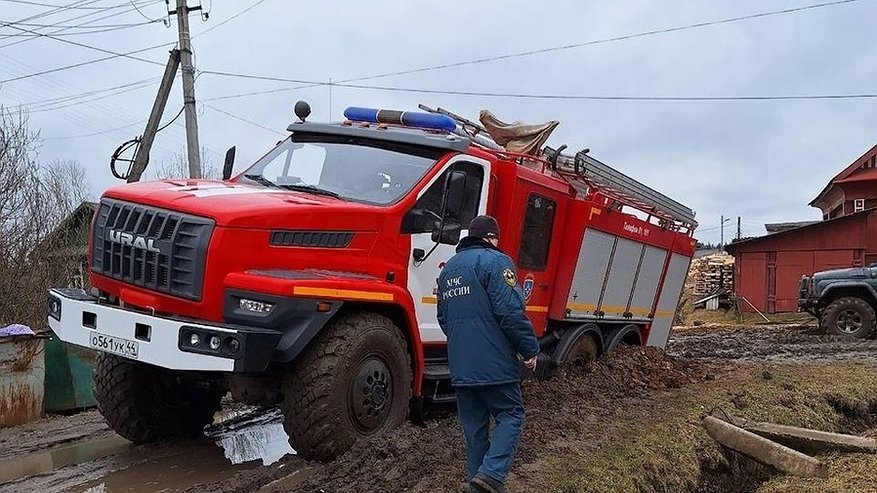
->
[[822, 296, 876, 339], [281, 312, 412, 462], [560, 332, 598, 372], [93, 353, 224, 443]]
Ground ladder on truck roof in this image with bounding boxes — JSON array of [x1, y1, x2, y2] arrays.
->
[[418, 104, 698, 231]]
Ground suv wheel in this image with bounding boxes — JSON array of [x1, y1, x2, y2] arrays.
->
[[822, 296, 876, 338]]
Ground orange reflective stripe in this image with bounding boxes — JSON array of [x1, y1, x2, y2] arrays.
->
[[293, 287, 394, 302]]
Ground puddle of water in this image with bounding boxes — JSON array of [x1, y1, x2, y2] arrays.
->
[[0, 406, 297, 492], [0, 435, 131, 484], [67, 441, 258, 493], [206, 407, 296, 466]]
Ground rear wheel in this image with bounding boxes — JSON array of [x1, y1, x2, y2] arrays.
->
[[281, 312, 412, 461], [558, 332, 598, 373], [93, 353, 225, 443], [822, 296, 876, 338]]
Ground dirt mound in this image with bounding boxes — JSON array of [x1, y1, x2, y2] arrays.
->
[[284, 347, 713, 493]]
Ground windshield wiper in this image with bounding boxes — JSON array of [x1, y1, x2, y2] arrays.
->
[[280, 184, 341, 199], [243, 174, 280, 188]]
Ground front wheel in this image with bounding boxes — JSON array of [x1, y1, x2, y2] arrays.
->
[[281, 312, 412, 461], [93, 353, 225, 443], [822, 296, 876, 338]]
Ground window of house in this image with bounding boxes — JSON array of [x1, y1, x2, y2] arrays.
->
[[518, 194, 556, 269], [401, 162, 484, 234], [855, 198, 866, 212]]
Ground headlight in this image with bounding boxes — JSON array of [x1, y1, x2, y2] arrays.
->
[[48, 294, 62, 321], [238, 298, 275, 315]]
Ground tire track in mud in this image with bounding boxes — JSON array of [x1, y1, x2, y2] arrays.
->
[[668, 324, 877, 363]]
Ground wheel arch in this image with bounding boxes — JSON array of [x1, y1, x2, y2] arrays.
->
[[605, 323, 642, 352], [822, 283, 877, 308], [552, 322, 603, 364]]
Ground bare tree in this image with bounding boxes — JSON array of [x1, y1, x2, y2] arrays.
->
[[151, 147, 219, 180], [0, 107, 91, 330]]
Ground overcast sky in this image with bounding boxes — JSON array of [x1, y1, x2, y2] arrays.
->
[[2, 0, 876, 245]]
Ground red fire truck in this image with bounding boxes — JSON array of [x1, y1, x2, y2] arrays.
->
[[48, 103, 697, 461]]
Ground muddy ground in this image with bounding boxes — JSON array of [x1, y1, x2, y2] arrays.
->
[[1, 323, 875, 493]]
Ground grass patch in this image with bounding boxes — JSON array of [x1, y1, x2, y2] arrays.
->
[[757, 452, 877, 493], [536, 363, 877, 493]]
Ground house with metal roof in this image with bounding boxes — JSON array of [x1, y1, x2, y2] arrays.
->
[[726, 144, 877, 313]]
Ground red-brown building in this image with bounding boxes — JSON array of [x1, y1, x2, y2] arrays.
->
[[811, 143, 877, 219], [726, 144, 877, 313]]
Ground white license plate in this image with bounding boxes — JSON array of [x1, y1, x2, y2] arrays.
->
[[89, 332, 139, 360]]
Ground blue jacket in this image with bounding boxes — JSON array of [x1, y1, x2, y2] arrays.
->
[[436, 237, 540, 386]]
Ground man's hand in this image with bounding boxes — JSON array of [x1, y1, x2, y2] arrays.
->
[[523, 356, 537, 370]]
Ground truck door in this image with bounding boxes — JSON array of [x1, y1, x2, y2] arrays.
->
[[403, 156, 490, 343], [512, 187, 563, 336]]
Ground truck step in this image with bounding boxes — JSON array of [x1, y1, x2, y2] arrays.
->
[[424, 362, 450, 380], [423, 393, 457, 405], [422, 360, 455, 405]]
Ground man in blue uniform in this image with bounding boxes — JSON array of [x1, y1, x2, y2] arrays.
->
[[437, 215, 540, 493]]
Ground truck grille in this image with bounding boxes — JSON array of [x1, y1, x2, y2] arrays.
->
[[91, 198, 214, 300]]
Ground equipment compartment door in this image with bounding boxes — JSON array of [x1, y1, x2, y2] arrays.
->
[[404, 156, 490, 343]]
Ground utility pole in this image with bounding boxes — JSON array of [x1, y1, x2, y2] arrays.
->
[[128, 49, 180, 183], [737, 216, 741, 240], [720, 215, 731, 251], [171, 0, 202, 179]]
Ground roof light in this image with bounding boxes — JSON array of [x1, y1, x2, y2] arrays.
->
[[343, 107, 456, 132]]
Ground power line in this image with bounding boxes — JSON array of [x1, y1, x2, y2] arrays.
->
[[200, 70, 877, 102], [1, 20, 165, 66], [201, 0, 868, 102], [205, 103, 286, 136], [355, 0, 868, 83], [0, 0, 160, 47], [128, 0, 158, 22], [14, 76, 158, 109], [0, 0, 116, 8], [28, 80, 158, 113], [0, 20, 161, 37], [0, 41, 174, 83], [0, 0, 104, 32], [156, 105, 184, 133], [0, 19, 155, 29], [191, 0, 269, 39], [43, 120, 145, 140], [42, 104, 187, 140]]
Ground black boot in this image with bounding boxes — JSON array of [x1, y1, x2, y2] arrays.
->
[[470, 473, 507, 493]]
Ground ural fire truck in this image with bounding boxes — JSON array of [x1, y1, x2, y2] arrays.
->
[[48, 104, 697, 461]]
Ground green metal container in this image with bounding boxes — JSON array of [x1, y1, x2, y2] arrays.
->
[[43, 332, 96, 413]]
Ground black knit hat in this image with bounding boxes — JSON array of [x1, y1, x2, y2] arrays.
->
[[468, 215, 500, 239]]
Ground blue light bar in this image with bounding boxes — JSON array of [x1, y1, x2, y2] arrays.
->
[[344, 107, 456, 132]]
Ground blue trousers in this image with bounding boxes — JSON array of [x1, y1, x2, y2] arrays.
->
[[455, 382, 524, 487]]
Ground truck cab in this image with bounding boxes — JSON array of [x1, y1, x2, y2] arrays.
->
[[48, 105, 697, 461]]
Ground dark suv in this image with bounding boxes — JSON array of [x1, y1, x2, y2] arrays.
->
[[799, 266, 877, 338]]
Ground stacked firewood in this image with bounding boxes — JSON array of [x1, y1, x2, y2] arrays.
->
[[689, 253, 734, 296]]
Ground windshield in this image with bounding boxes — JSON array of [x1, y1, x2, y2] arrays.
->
[[241, 133, 444, 205]]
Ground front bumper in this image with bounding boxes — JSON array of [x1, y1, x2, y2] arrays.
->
[[47, 288, 281, 372]]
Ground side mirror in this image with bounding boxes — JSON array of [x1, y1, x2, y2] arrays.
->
[[431, 220, 461, 245], [441, 170, 467, 219], [222, 146, 236, 180]]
